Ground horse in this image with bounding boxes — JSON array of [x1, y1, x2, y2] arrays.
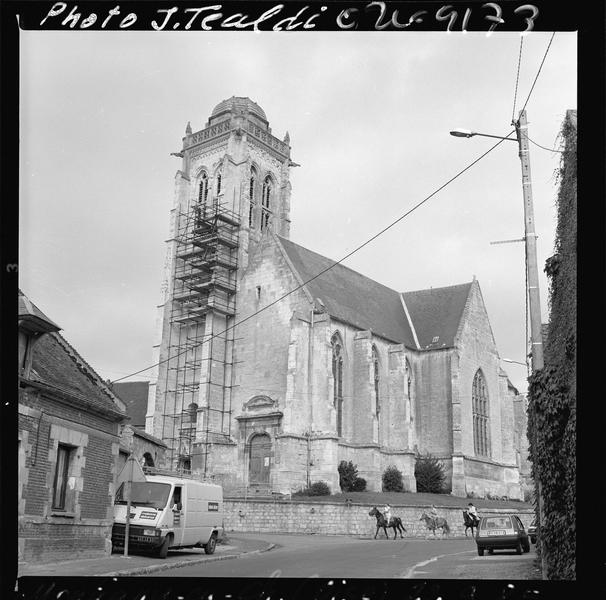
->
[[419, 512, 450, 539], [463, 510, 479, 538], [368, 506, 406, 539]]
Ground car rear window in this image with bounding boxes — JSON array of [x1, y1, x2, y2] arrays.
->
[[482, 516, 512, 530]]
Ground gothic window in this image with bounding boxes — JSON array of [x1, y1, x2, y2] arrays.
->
[[472, 369, 490, 457], [198, 172, 209, 206], [261, 175, 272, 231], [406, 358, 413, 423], [216, 171, 222, 196], [249, 167, 257, 228], [372, 345, 380, 417], [332, 333, 344, 437]]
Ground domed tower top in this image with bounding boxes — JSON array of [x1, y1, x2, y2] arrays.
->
[[207, 96, 270, 131]]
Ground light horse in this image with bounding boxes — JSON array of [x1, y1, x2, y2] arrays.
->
[[419, 512, 450, 539], [368, 506, 406, 539], [463, 511, 479, 538]]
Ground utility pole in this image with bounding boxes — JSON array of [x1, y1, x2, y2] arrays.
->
[[515, 109, 544, 371], [515, 109, 547, 579]]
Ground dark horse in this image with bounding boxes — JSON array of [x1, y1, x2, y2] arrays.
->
[[463, 511, 479, 538], [368, 506, 406, 539]]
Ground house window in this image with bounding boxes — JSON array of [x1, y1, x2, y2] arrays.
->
[[52, 444, 73, 510], [472, 369, 490, 457], [249, 167, 257, 228], [261, 175, 272, 231], [332, 333, 344, 436], [372, 345, 380, 417]]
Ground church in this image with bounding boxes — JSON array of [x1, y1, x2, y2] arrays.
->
[[145, 96, 528, 500]]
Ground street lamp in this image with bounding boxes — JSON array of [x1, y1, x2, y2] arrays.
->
[[502, 358, 528, 367], [450, 110, 544, 373]]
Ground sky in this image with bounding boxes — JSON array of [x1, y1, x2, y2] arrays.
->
[[19, 30, 577, 394]]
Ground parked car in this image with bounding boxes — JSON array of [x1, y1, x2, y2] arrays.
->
[[527, 519, 537, 544], [475, 514, 530, 556]]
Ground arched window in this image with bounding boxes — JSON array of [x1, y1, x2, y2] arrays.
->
[[406, 358, 413, 423], [249, 167, 257, 228], [332, 333, 344, 436], [472, 369, 490, 456], [187, 402, 198, 425], [261, 175, 272, 231], [216, 171, 222, 196], [372, 345, 380, 417], [142, 452, 155, 468], [198, 172, 209, 206]]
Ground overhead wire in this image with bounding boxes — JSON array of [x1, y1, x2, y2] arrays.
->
[[511, 36, 524, 124], [519, 32, 556, 114], [110, 133, 515, 385]]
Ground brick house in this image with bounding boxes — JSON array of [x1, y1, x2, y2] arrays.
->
[[18, 291, 127, 564], [145, 97, 528, 499]]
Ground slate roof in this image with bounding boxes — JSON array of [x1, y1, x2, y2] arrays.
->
[[277, 236, 416, 345], [401, 283, 473, 350], [132, 426, 168, 448], [18, 290, 61, 334], [111, 381, 150, 428], [29, 332, 126, 419]]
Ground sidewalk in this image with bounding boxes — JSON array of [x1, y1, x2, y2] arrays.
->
[[17, 536, 274, 578]]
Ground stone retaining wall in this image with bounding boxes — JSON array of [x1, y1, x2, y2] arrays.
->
[[224, 499, 534, 537]]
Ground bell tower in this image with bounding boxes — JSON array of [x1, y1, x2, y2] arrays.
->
[[146, 97, 295, 475]]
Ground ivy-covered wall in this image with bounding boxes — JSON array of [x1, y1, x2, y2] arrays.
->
[[527, 110, 576, 580]]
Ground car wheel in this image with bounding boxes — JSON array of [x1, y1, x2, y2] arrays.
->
[[158, 534, 171, 559], [204, 533, 217, 555], [488, 548, 494, 555], [477, 547, 484, 556], [523, 541, 531, 553], [515, 541, 522, 555], [530, 536, 536, 544]]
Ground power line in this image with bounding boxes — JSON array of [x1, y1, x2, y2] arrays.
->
[[110, 133, 514, 384], [520, 32, 556, 114], [511, 36, 524, 123], [527, 136, 563, 154]]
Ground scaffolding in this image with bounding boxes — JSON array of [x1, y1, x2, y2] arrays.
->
[[161, 198, 240, 473]]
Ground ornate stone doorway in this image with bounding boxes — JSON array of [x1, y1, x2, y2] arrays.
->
[[249, 433, 271, 486]]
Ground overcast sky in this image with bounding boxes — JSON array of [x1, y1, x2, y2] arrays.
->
[[19, 31, 576, 394]]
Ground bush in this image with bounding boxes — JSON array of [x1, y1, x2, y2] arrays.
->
[[382, 465, 404, 492], [414, 453, 446, 493], [338, 460, 359, 492], [307, 481, 330, 496], [351, 477, 367, 492]]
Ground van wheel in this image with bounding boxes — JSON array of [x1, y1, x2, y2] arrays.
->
[[477, 547, 484, 556], [158, 535, 172, 559], [204, 534, 217, 555]]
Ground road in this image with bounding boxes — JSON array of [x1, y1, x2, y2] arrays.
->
[[147, 533, 540, 579]]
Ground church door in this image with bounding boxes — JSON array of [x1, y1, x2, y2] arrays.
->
[[249, 434, 271, 486]]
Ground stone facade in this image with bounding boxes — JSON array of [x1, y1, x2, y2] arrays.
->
[[146, 97, 529, 501]]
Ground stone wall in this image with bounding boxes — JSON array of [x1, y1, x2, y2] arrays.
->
[[224, 499, 534, 538]]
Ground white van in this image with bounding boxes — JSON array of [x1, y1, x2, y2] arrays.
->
[[112, 474, 224, 558]]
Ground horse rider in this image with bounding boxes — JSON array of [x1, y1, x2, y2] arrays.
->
[[428, 504, 439, 528], [383, 503, 392, 525], [466, 502, 479, 527]]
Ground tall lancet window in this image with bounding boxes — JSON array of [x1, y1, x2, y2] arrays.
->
[[472, 369, 490, 456], [332, 333, 344, 437], [261, 175, 272, 231], [216, 172, 222, 196], [406, 358, 413, 423], [249, 167, 257, 228], [372, 345, 380, 418], [198, 173, 209, 206]]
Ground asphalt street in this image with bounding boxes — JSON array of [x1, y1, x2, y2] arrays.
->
[[146, 533, 540, 579]]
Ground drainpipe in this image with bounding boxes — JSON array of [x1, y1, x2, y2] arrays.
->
[[306, 306, 315, 490]]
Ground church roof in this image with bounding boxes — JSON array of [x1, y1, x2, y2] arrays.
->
[[211, 96, 267, 122], [276, 236, 416, 345], [111, 381, 150, 428], [401, 282, 473, 349], [276, 236, 474, 350]]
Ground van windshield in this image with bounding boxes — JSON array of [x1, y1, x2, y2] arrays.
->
[[115, 482, 171, 509]]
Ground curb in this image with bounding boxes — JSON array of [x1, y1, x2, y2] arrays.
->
[[97, 543, 277, 577]]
